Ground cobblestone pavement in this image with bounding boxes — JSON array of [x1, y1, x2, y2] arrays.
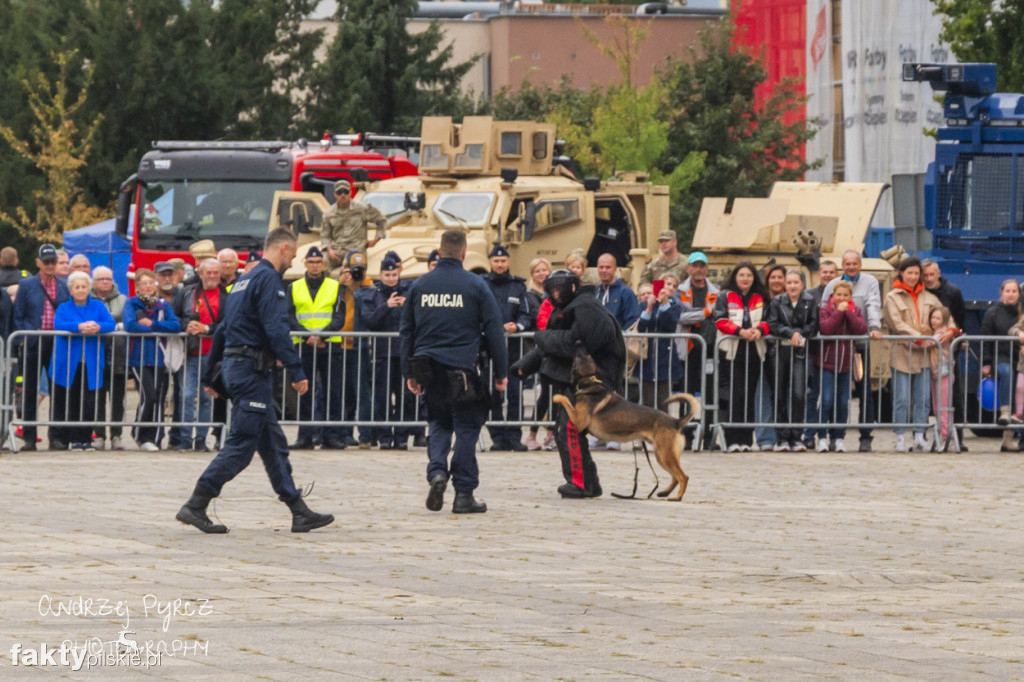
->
[[0, 436, 1022, 680]]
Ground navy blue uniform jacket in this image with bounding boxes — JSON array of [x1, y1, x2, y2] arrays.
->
[[399, 257, 508, 378], [207, 259, 306, 383], [363, 278, 413, 357], [482, 272, 531, 330]]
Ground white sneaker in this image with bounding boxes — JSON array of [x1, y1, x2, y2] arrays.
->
[[727, 444, 741, 452], [773, 443, 790, 452], [834, 438, 846, 453], [740, 445, 752, 452], [111, 436, 126, 451], [816, 439, 829, 452], [894, 434, 905, 452], [790, 442, 807, 453], [606, 441, 621, 451], [913, 435, 927, 453], [140, 442, 159, 452]]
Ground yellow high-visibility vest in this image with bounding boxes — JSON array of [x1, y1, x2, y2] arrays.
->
[[291, 276, 342, 344]]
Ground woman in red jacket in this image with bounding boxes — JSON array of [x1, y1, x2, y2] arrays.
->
[[713, 261, 770, 451]]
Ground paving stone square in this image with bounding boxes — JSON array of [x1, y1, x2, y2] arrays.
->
[[1, 438, 1022, 680]]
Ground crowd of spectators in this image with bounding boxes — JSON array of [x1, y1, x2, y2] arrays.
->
[[3, 229, 1023, 454]]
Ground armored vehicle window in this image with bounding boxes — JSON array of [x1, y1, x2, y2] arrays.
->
[[362, 192, 408, 220], [455, 144, 484, 170], [422, 144, 447, 171], [500, 132, 522, 156], [433, 192, 496, 228], [532, 132, 548, 160], [534, 199, 579, 232]]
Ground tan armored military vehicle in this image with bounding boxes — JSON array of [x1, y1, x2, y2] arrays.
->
[[694, 181, 901, 383], [693, 181, 897, 291], [269, 116, 670, 284]]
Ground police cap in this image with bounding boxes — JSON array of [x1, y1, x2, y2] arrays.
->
[[305, 246, 324, 260], [380, 255, 400, 272], [489, 244, 510, 259], [427, 249, 440, 264], [245, 251, 262, 264]]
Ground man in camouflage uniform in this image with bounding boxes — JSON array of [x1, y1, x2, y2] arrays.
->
[[640, 230, 688, 286], [322, 179, 387, 272]]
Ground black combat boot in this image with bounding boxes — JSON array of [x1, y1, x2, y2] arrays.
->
[[426, 473, 447, 512], [286, 496, 335, 533], [452, 490, 486, 514], [175, 485, 228, 534]]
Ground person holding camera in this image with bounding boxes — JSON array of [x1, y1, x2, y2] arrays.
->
[[401, 230, 508, 514], [171, 258, 227, 451]]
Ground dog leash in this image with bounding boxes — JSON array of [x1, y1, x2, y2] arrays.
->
[[611, 441, 659, 500]]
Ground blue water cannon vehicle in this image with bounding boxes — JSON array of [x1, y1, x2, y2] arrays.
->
[[902, 62, 1024, 331]]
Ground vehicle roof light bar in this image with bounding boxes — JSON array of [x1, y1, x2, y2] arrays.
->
[[152, 140, 291, 152]]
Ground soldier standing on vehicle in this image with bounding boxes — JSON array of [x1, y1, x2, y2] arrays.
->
[[640, 230, 688, 286], [176, 228, 334, 534], [322, 179, 387, 272], [401, 230, 508, 514]]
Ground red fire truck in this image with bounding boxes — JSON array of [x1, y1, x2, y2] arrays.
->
[[113, 134, 419, 285]]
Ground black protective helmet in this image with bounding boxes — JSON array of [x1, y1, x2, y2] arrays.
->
[[544, 269, 580, 308]]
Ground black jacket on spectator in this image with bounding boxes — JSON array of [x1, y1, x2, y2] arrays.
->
[[767, 290, 819, 346], [980, 301, 1021, 366], [514, 290, 625, 388], [927, 277, 966, 331], [525, 288, 545, 331], [363, 278, 412, 357]]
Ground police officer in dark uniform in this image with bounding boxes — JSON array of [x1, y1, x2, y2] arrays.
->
[[481, 245, 531, 451], [512, 270, 625, 498], [176, 228, 334, 534], [401, 230, 508, 514]]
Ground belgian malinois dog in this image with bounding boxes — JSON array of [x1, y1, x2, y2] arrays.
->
[[552, 351, 700, 500]]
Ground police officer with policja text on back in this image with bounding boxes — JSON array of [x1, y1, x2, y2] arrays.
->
[[401, 230, 508, 514], [176, 228, 335, 534]]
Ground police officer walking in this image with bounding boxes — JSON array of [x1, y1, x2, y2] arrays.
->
[[482, 245, 531, 451], [400, 230, 508, 514], [176, 228, 334, 534]]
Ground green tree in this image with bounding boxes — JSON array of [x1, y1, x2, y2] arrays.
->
[[660, 14, 819, 248], [0, 51, 108, 243], [82, 0, 322, 199], [932, 0, 1024, 92], [305, 0, 477, 135]]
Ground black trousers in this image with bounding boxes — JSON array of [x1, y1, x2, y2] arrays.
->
[[100, 371, 128, 439], [719, 342, 762, 448], [769, 347, 808, 445], [21, 337, 67, 445], [552, 383, 600, 493], [51, 363, 97, 445], [132, 365, 169, 446]]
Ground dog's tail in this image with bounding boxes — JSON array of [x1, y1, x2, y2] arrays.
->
[[662, 393, 701, 429]]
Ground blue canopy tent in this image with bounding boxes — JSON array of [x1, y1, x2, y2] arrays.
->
[[62, 216, 132, 294]]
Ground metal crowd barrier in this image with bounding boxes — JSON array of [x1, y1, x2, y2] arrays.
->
[[947, 334, 1023, 453], [711, 334, 942, 452], [4, 326, 1012, 454]]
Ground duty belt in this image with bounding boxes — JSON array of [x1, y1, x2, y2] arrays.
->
[[224, 345, 262, 360]]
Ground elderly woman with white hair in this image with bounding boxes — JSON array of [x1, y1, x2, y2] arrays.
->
[[51, 271, 116, 450]]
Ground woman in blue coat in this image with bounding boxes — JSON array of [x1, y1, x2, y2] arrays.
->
[[637, 274, 684, 410], [51, 271, 116, 450], [123, 270, 181, 451]]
